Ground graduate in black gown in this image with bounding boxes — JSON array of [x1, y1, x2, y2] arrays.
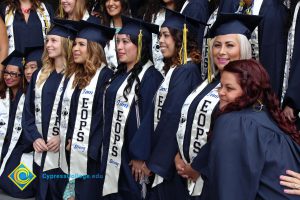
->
[[58, 20, 114, 200], [128, 9, 204, 200], [0, 0, 54, 54], [22, 19, 76, 200], [218, 0, 290, 98], [189, 59, 300, 200], [101, 15, 163, 200], [173, 13, 261, 199], [0, 50, 36, 198], [23, 46, 43, 83], [282, 0, 300, 130]]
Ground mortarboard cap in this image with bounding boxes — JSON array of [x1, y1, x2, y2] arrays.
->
[[47, 19, 78, 39], [1, 50, 24, 68], [119, 15, 159, 41], [207, 13, 262, 39], [76, 20, 116, 48], [161, 8, 207, 37], [24, 46, 44, 64]]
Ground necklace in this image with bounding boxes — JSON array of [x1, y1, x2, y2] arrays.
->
[[21, 7, 31, 14]]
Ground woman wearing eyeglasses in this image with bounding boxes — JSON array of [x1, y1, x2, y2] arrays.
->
[[0, 50, 36, 198]]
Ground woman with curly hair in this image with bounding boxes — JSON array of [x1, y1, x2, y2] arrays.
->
[[99, 0, 131, 71], [141, 0, 185, 72], [58, 20, 115, 200], [191, 59, 300, 199], [0, 0, 54, 54], [101, 15, 163, 200], [22, 19, 76, 200], [127, 9, 204, 200]]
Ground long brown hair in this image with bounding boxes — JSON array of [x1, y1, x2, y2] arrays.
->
[[163, 27, 201, 74], [99, 0, 130, 26], [221, 59, 300, 145], [66, 40, 106, 89], [57, 0, 87, 20]]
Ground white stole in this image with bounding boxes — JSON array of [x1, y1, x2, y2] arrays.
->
[[69, 66, 104, 180], [0, 90, 10, 163], [152, 67, 176, 187], [34, 70, 65, 171], [102, 61, 152, 196], [5, 3, 51, 54], [104, 21, 118, 71], [177, 80, 220, 196]]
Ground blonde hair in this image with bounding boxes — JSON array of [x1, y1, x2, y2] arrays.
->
[[59, 0, 87, 20], [66, 41, 107, 89], [208, 33, 252, 76], [36, 36, 73, 87]]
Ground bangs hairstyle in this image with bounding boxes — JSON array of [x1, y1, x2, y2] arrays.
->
[[36, 36, 73, 87], [208, 34, 252, 76], [66, 40, 107, 89], [5, 0, 42, 14], [99, 0, 131, 26], [162, 27, 201, 74], [107, 34, 152, 102], [221, 59, 300, 145]]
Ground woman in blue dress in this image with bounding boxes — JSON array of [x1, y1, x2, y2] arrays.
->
[[58, 20, 115, 200], [0, 50, 36, 198], [101, 15, 163, 200], [22, 19, 76, 200], [0, 0, 53, 53]]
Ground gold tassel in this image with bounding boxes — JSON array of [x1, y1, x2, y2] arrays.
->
[[182, 23, 188, 64], [59, 0, 64, 18], [136, 30, 143, 63], [22, 57, 25, 66], [207, 38, 212, 83], [67, 37, 72, 65]]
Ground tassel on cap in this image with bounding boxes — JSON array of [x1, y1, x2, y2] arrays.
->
[[207, 38, 212, 83], [136, 29, 143, 63], [179, 23, 188, 65]]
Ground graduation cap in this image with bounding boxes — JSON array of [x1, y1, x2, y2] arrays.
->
[[1, 50, 24, 68], [47, 19, 78, 39], [161, 8, 207, 37], [206, 13, 262, 39], [76, 20, 116, 48], [161, 8, 207, 64], [24, 46, 44, 65], [119, 15, 159, 62]]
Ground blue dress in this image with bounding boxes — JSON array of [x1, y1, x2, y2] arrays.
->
[[0, 3, 54, 51], [22, 69, 67, 200], [0, 89, 36, 198], [60, 67, 113, 200], [101, 65, 163, 200], [194, 108, 300, 200], [130, 62, 203, 200]]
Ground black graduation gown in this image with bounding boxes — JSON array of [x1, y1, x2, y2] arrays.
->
[[130, 62, 203, 200], [101, 65, 163, 200], [60, 67, 113, 200], [22, 69, 67, 200], [193, 108, 300, 200], [283, 9, 300, 128], [218, 0, 289, 97], [0, 3, 54, 51], [181, 0, 210, 49], [0, 90, 36, 198]]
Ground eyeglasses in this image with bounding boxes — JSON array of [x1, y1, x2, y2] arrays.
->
[[3, 71, 22, 78]]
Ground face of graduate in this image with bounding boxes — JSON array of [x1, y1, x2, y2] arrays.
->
[[105, 0, 122, 17], [218, 71, 243, 110], [73, 38, 88, 64], [159, 27, 176, 59], [61, 0, 76, 15], [24, 61, 38, 82], [212, 34, 241, 71], [46, 35, 63, 59], [116, 34, 138, 68], [3, 65, 21, 89]]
